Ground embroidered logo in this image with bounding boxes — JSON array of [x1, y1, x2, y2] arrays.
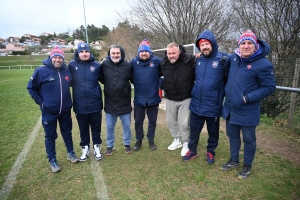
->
[[137, 61, 139, 65], [65, 76, 70, 81], [198, 62, 201, 65], [49, 77, 54, 81], [212, 61, 219, 68], [75, 67, 78, 70], [90, 66, 95, 72], [149, 62, 154, 67], [247, 64, 252, 69], [44, 121, 48, 125]]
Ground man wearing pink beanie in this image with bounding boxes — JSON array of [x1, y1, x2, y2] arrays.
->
[[27, 46, 79, 173], [220, 30, 276, 179]]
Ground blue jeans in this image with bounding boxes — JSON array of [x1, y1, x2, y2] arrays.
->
[[42, 110, 74, 162], [226, 117, 256, 165], [105, 112, 132, 147]]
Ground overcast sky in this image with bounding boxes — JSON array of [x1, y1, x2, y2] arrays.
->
[[0, 0, 132, 39]]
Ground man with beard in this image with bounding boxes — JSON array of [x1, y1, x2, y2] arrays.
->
[[99, 44, 133, 155], [160, 42, 195, 157], [131, 42, 162, 151], [69, 42, 104, 162], [27, 46, 79, 173], [183, 30, 229, 164]]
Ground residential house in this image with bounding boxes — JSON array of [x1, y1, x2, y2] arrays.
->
[[6, 36, 20, 43], [40, 32, 53, 37], [22, 34, 41, 46], [0, 38, 5, 44], [90, 40, 104, 50], [49, 38, 66, 46]]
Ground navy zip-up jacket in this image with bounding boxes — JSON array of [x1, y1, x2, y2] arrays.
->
[[189, 30, 229, 117], [68, 52, 103, 114], [131, 53, 161, 106], [27, 58, 72, 114], [222, 39, 276, 126]]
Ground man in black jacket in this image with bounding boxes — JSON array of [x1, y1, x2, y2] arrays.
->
[[160, 42, 195, 157], [99, 44, 133, 155]]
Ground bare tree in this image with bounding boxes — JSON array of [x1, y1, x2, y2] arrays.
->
[[101, 21, 148, 60], [122, 0, 233, 47]]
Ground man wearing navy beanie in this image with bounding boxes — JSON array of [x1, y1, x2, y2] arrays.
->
[[69, 42, 104, 162], [131, 41, 162, 151]]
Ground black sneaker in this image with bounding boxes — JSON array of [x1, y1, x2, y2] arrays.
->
[[220, 158, 240, 171], [124, 145, 132, 154], [106, 147, 114, 156], [238, 164, 252, 179], [134, 140, 142, 151], [149, 140, 156, 150]]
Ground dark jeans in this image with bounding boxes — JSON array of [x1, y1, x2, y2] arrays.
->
[[76, 112, 102, 147], [134, 104, 159, 141], [188, 112, 220, 155], [42, 110, 74, 162], [226, 117, 256, 165]]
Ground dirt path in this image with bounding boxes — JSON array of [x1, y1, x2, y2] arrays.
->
[[157, 99, 300, 166]]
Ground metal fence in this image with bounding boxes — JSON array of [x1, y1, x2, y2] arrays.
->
[[0, 65, 40, 70], [261, 58, 300, 131]]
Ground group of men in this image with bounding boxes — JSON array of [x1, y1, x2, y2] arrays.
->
[[27, 29, 276, 179]]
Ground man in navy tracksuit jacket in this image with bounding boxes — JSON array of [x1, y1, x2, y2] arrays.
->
[[131, 43, 162, 151], [27, 46, 78, 173], [220, 30, 276, 179], [68, 43, 103, 162], [183, 30, 229, 164]]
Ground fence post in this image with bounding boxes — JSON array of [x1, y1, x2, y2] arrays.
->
[[288, 58, 300, 127]]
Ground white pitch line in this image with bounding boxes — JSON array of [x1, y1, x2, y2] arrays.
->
[[0, 79, 12, 83], [0, 116, 42, 200], [90, 155, 109, 200]]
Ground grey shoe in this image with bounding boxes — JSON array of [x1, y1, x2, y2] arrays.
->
[[67, 152, 79, 163], [134, 140, 142, 151], [220, 158, 240, 171], [50, 160, 61, 173], [238, 164, 252, 179], [106, 147, 114, 156], [149, 140, 156, 150], [124, 145, 132, 154]]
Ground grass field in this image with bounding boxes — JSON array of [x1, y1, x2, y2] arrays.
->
[[0, 54, 74, 67], [0, 69, 300, 199]]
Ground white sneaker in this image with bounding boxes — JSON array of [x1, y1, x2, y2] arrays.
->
[[93, 144, 103, 160], [181, 142, 189, 156], [168, 138, 182, 150], [79, 145, 90, 162]]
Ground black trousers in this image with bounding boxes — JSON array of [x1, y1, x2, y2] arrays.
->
[[134, 104, 159, 141]]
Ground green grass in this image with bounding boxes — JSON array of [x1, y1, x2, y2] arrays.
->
[[0, 69, 300, 199], [0, 54, 74, 66]]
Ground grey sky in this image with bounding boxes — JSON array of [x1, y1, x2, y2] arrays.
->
[[0, 0, 131, 39]]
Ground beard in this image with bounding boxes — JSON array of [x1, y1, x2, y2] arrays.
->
[[169, 58, 177, 64], [111, 58, 120, 63]]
